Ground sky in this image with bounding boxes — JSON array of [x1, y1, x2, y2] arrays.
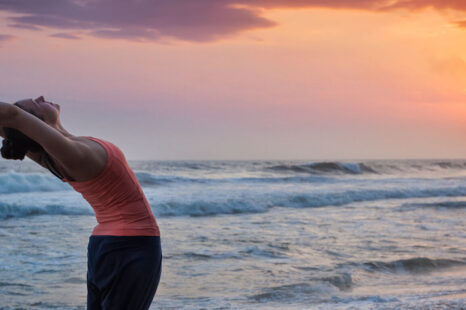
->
[[0, 0, 465, 160]]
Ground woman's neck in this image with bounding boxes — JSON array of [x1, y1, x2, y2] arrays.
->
[[51, 121, 74, 139]]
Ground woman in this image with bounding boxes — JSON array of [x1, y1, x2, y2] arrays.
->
[[0, 96, 162, 310]]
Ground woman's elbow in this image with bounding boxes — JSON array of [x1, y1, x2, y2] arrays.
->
[[0, 102, 19, 128]]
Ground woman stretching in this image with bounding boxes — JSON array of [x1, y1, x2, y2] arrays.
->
[[0, 96, 162, 310]]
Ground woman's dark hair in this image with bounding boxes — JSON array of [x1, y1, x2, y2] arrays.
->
[[1, 102, 44, 160]]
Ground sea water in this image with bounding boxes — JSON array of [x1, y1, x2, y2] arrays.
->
[[0, 159, 465, 309]]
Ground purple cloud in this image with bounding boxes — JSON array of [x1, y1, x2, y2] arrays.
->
[[0, 0, 465, 42], [0, 34, 15, 44], [50, 32, 81, 39], [0, 0, 275, 42], [7, 23, 41, 30]]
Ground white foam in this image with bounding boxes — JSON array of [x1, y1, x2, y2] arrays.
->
[[0, 172, 70, 194]]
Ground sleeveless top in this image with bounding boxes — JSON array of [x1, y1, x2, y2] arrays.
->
[[61, 136, 160, 237]]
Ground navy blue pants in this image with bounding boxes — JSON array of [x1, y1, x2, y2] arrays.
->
[[87, 236, 162, 310]]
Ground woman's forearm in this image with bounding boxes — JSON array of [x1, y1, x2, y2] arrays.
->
[[0, 102, 18, 128]]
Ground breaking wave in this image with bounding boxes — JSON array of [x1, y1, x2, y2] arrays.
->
[[0, 172, 70, 194], [149, 185, 466, 217], [0, 203, 93, 219], [2, 184, 466, 219]]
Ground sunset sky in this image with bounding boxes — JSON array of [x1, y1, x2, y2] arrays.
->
[[0, 0, 465, 160]]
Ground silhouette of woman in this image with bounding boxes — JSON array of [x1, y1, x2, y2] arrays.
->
[[0, 96, 162, 310]]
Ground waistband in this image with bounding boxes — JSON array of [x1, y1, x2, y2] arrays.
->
[[88, 235, 162, 252], [89, 235, 160, 240]]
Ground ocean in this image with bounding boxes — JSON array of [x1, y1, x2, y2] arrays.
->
[[0, 159, 465, 309]]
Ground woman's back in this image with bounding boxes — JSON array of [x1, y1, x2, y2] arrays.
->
[[65, 136, 160, 236]]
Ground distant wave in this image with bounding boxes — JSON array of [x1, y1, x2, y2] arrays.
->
[[0, 171, 330, 193], [0, 172, 70, 194], [265, 160, 466, 175], [135, 172, 209, 186], [362, 257, 466, 274], [433, 161, 466, 169], [266, 162, 376, 174], [0, 203, 92, 219], [1, 159, 465, 193], [0, 171, 212, 191], [135, 172, 332, 186]]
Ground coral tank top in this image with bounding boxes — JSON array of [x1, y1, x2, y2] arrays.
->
[[62, 136, 160, 237]]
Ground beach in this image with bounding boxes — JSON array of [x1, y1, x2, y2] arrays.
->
[[0, 159, 465, 309]]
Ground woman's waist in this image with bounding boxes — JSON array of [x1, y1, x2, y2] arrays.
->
[[92, 221, 160, 237], [92, 200, 157, 224]]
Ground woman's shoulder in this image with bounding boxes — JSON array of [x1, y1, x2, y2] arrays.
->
[[62, 136, 110, 183]]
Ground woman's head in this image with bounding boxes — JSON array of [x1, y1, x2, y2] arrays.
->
[[0, 96, 60, 160], [15, 96, 61, 125]]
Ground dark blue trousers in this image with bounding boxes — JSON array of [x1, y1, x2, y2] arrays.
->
[[87, 236, 162, 310]]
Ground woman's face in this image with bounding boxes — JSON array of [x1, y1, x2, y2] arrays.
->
[[15, 96, 61, 125]]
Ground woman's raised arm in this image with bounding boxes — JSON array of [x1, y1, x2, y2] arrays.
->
[[0, 101, 88, 169]]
